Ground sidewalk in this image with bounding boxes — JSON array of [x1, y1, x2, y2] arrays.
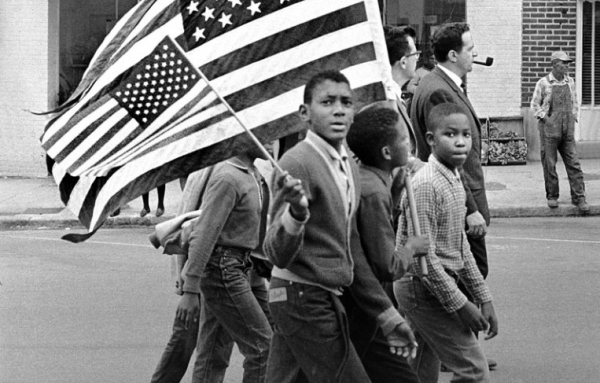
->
[[1, 159, 599, 231]]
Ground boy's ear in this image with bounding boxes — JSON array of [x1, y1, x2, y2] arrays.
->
[[425, 131, 436, 147], [299, 104, 310, 122], [381, 146, 392, 161]]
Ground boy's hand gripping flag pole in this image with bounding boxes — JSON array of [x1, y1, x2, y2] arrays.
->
[[404, 173, 428, 276], [193, 66, 308, 208]]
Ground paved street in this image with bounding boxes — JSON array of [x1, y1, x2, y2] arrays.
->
[[1, 217, 600, 382]]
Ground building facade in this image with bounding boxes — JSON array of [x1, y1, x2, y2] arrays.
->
[[0, 0, 597, 177]]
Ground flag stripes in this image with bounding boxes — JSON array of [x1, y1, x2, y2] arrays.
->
[[42, 0, 393, 239], [197, 3, 368, 81], [59, 80, 385, 234]]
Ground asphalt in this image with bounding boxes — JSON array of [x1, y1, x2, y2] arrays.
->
[[1, 159, 600, 231]]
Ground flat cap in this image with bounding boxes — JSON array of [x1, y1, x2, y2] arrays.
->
[[551, 51, 573, 62]]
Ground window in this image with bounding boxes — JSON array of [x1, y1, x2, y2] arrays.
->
[[582, 1, 600, 105], [382, 0, 466, 53]]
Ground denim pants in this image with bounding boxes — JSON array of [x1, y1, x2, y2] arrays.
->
[[200, 246, 273, 383], [150, 271, 270, 383], [150, 300, 202, 383], [539, 125, 586, 202], [395, 275, 490, 383], [194, 272, 272, 382], [265, 278, 371, 383]]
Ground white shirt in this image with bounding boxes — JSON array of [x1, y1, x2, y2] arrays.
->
[[437, 64, 464, 91]]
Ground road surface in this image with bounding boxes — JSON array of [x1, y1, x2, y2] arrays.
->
[[1, 217, 599, 382]]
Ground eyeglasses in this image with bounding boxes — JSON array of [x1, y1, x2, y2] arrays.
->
[[405, 50, 421, 59]]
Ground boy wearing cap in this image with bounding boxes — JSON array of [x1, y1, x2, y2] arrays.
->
[[531, 50, 589, 212]]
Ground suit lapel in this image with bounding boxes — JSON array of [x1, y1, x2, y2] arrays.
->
[[433, 67, 480, 130], [396, 97, 417, 156]]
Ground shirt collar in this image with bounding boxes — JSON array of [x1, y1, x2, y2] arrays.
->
[[305, 130, 349, 162], [226, 157, 254, 174], [437, 64, 463, 90], [360, 163, 392, 187], [548, 72, 569, 84], [429, 154, 461, 183], [389, 80, 403, 101]]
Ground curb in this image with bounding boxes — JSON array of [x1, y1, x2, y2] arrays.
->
[[0, 213, 177, 231], [1, 207, 598, 231], [490, 205, 599, 218]]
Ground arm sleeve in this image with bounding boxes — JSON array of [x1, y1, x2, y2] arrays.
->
[[457, 236, 493, 304], [530, 79, 546, 119], [570, 78, 579, 119], [183, 175, 238, 294], [349, 215, 405, 336], [263, 156, 309, 269], [358, 192, 410, 282]]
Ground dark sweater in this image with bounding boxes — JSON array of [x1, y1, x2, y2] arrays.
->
[[264, 137, 358, 289]]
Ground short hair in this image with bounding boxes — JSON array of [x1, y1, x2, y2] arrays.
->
[[426, 103, 468, 133], [347, 103, 401, 166], [384, 25, 417, 66], [419, 48, 436, 70], [432, 22, 470, 63], [303, 70, 350, 104]]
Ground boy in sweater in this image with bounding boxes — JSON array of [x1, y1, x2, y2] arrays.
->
[[394, 103, 499, 383], [344, 101, 428, 383], [264, 71, 416, 383]]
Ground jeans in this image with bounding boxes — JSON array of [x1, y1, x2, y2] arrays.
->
[[265, 278, 371, 383], [194, 273, 272, 382], [150, 304, 201, 383], [539, 123, 585, 202], [200, 246, 273, 383], [192, 295, 235, 383], [395, 275, 490, 383], [151, 273, 270, 383]]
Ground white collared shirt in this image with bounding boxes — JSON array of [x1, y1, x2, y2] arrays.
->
[[437, 64, 464, 91]]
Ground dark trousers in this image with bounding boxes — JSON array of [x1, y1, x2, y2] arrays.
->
[[200, 247, 273, 383], [341, 285, 419, 383], [266, 278, 371, 383]]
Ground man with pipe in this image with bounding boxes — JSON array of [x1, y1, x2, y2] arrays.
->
[[409, 22, 497, 371]]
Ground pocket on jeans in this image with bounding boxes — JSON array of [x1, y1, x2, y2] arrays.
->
[[394, 277, 419, 313], [219, 255, 246, 282], [269, 285, 303, 336]]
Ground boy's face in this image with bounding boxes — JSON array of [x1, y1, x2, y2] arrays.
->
[[426, 113, 471, 169], [387, 120, 411, 168], [299, 80, 355, 149]]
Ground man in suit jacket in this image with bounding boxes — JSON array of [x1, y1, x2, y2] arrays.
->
[[384, 25, 420, 158], [410, 22, 491, 290]]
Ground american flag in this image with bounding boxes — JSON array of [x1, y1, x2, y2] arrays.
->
[[41, 0, 394, 241]]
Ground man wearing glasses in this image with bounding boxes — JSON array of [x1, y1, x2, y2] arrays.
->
[[384, 25, 420, 158]]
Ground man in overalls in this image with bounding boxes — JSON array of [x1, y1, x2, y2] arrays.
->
[[531, 51, 589, 212]]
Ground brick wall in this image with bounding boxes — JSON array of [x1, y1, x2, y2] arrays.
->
[[0, 1, 58, 177], [522, 0, 577, 107], [467, 0, 523, 118]]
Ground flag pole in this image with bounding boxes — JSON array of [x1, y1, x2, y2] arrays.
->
[[194, 68, 308, 207], [404, 173, 428, 276]]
